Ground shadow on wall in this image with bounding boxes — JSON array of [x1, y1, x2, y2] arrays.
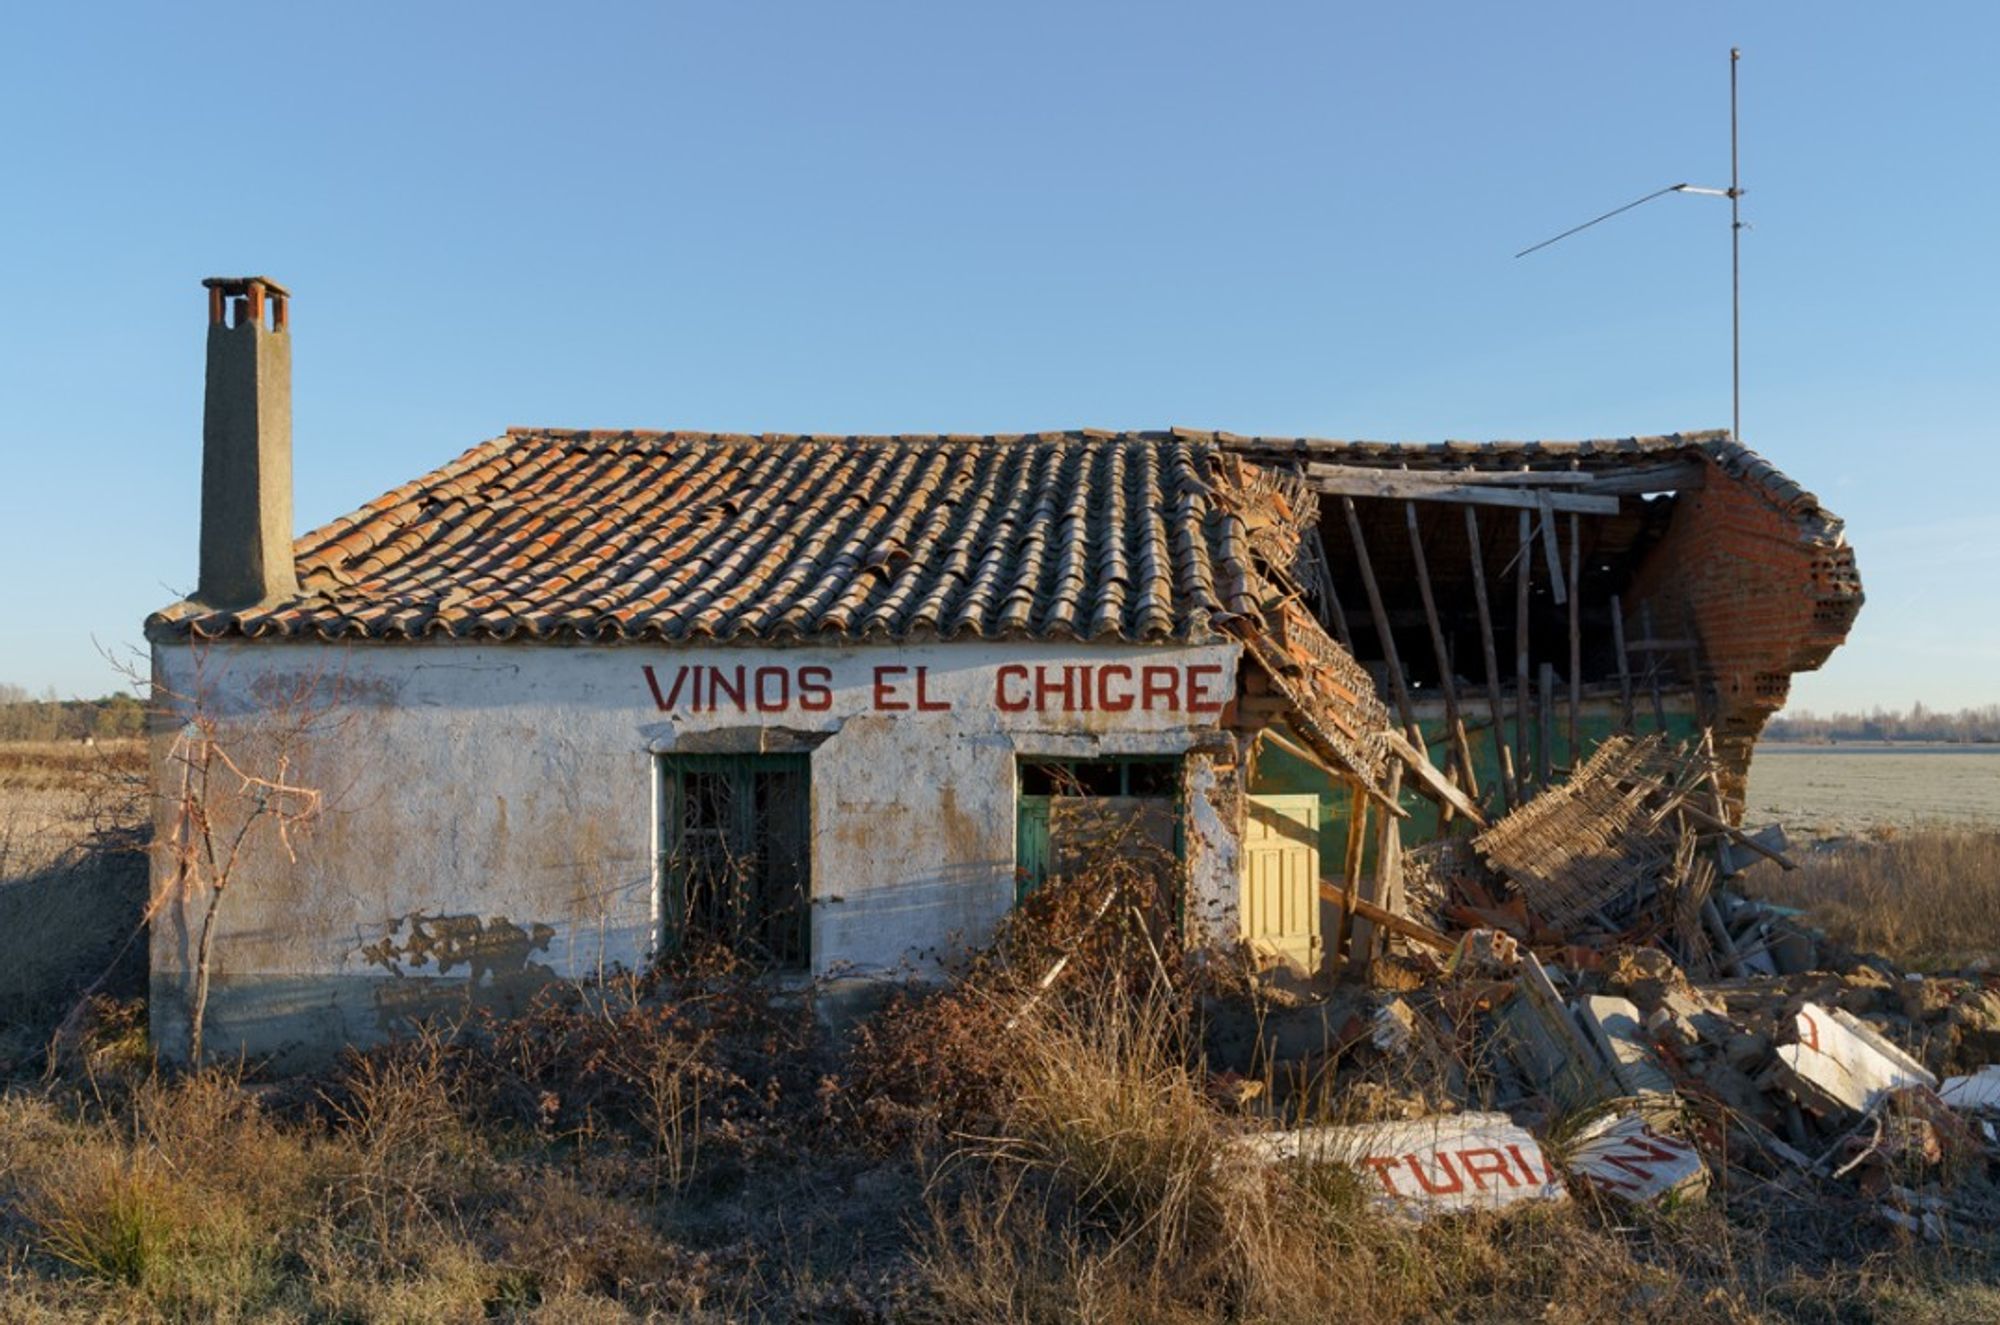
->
[[151, 911, 567, 1072]]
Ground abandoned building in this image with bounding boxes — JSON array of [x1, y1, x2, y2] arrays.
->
[[146, 277, 1862, 1065]]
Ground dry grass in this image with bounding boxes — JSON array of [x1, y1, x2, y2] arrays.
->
[[3, 736, 2000, 1319], [1747, 826, 2000, 969], [2, 955, 1998, 1321]]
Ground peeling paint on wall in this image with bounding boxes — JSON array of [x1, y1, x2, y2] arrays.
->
[[359, 912, 557, 983], [150, 638, 1242, 1065]]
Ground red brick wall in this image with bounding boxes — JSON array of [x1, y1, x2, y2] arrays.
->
[[1624, 458, 1863, 811]]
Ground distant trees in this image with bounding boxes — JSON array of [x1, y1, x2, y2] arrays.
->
[[0, 684, 147, 742], [1765, 703, 2000, 744]]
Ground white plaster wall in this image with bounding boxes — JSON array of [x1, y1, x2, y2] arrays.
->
[[149, 638, 1239, 1064]]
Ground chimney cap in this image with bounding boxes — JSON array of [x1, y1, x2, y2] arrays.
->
[[201, 275, 291, 297]]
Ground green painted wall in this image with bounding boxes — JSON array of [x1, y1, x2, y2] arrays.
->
[[1246, 695, 1704, 871]]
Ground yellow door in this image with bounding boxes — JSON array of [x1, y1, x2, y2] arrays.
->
[[1242, 795, 1321, 973]]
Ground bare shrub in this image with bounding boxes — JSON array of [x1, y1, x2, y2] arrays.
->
[[321, 1025, 488, 1256], [848, 863, 1188, 1149], [488, 1167, 686, 1301]]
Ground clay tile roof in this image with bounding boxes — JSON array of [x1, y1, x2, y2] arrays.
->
[[149, 429, 1256, 645], [148, 426, 1841, 647]]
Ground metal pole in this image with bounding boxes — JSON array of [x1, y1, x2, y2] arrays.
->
[[1730, 47, 1741, 443]]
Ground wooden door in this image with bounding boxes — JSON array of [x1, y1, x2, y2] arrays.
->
[[1242, 794, 1321, 973]]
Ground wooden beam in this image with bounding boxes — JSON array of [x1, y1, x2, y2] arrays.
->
[[1334, 784, 1368, 963], [1576, 460, 1706, 495], [1613, 758, 1801, 871], [1385, 729, 1488, 827], [1610, 592, 1635, 732], [1465, 507, 1517, 811], [1255, 724, 1343, 782], [1351, 761, 1406, 973], [1566, 509, 1581, 768], [1404, 501, 1478, 824], [1304, 467, 1620, 514], [1319, 878, 1456, 954], [1537, 663, 1555, 786], [1640, 601, 1669, 732], [1515, 509, 1532, 795], [1302, 462, 1598, 488], [1340, 495, 1422, 747], [1536, 492, 1567, 605], [1257, 711, 1410, 822]]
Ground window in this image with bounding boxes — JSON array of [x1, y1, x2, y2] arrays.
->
[[1015, 756, 1182, 900], [656, 753, 811, 968]]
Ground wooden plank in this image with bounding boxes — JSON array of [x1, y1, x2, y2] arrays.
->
[[1349, 762, 1404, 974], [1639, 602, 1668, 732], [1404, 501, 1478, 824], [1302, 462, 1599, 487], [1465, 507, 1517, 811], [1515, 509, 1532, 795], [1536, 492, 1567, 605], [1307, 540, 1354, 650], [1319, 878, 1455, 953], [1566, 510, 1581, 767], [1618, 770, 1801, 870], [1305, 468, 1620, 514], [1577, 460, 1706, 495], [1333, 784, 1368, 963], [1257, 724, 1343, 783], [1385, 728, 1488, 827], [1610, 592, 1635, 732], [1340, 495, 1422, 746], [1538, 663, 1555, 785]]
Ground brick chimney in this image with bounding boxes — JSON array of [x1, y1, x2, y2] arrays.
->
[[197, 276, 298, 608]]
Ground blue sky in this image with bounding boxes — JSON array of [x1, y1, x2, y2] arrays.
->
[[2, 3, 1993, 711]]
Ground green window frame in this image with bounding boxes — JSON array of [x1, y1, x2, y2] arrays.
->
[[656, 752, 811, 969]]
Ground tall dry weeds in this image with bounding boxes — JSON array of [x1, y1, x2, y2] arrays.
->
[[1749, 827, 2000, 968]]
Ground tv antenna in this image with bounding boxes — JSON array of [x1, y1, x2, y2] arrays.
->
[[1516, 48, 1745, 442]]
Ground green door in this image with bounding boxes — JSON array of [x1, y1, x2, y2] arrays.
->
[[657, 752, 811, 968]]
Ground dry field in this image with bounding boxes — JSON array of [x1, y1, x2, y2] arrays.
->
[[1746, 743, 2000, 841], [3, 739, 2000, 1320]]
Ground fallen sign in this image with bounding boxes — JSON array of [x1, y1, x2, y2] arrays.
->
[[1939, 1065, 2000, 1113], [1768, 1002, 1939, 1117], [1232, 1112, 1567, 1220], [1563, 1112, 1708, 1206]]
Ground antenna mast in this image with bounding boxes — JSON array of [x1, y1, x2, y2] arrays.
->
[[1729, 47, 1741, 442], [1515, 48, 1745, 440]]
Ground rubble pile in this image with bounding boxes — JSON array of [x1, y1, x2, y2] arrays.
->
[[1216, 732, 2000, 1234]]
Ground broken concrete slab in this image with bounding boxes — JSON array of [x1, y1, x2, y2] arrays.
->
[[1771, 1002, 1938, 1116], [1499, 965, 1620, 1113], [1576, 995, 1676, 1099], [1233, 1111, 1566, 1220], [1564, 1112, 1708, 1205]]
